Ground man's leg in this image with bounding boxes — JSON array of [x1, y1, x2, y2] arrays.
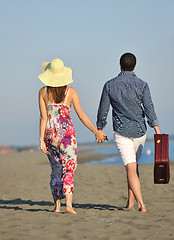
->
[[126, 164, 140, 209], [125, 162, 146, 212], [114, 132, 146, 211], [126, 182, 135, 209], [127, 134, 146, 209], [114, 132, 137, 208]]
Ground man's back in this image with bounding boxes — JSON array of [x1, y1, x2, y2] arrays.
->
[[97, 71, 158, 138]]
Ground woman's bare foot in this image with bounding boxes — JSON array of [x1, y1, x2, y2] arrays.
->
[[65, 206, 77, 214], [54, 199, 61, 213], [65, 194, 76, 214]]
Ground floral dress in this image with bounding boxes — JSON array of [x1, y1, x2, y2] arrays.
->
[[44, 87, 77, 200]]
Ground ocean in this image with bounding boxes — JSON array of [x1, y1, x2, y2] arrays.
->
[[87, 141, 174, 165]]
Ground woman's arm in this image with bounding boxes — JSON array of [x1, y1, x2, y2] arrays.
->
[[71, 88, 106, 142], [39, 88, 48, 154]]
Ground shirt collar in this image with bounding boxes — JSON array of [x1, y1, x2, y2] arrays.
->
[[118, 71, 136, 77]]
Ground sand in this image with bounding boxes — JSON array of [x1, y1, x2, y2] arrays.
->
[[0, 149, 174, 240]]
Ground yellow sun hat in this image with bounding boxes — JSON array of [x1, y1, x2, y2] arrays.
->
[[38, 58, 73, 87]]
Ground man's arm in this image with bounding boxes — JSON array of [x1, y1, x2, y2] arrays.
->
[[142, 83, 160, 133], [96, 83, 111, 130]]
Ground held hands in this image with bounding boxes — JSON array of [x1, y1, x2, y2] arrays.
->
[[40, 139, 48, 154], [95, 129, 107, 143]]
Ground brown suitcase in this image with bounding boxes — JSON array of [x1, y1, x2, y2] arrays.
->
[[154, 134, 170, 184]]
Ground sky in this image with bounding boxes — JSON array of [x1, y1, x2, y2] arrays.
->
[[0, 0, 174, 146]]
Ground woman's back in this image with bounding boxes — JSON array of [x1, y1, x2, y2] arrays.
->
[[44, 86, 76, 149]]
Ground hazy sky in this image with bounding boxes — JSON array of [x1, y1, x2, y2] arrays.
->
[[1, 0, 174, 146]]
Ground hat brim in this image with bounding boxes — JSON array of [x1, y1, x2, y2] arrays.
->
[[38, 66, 73, 87]]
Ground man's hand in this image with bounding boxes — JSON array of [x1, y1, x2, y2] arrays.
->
[[154, 126, 160, 134]]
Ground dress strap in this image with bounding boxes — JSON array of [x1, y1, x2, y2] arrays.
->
[[62, 87, 70, 104]]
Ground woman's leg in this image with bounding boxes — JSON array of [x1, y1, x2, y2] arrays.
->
[[61, 139, 77, 214], [62, 162, 77, 214], [65, 194, 76, 214], [125, 162, 147, 212], [63, 171, 77, 214], [54, 199, 61, 212], [47, 150, 63, 212]]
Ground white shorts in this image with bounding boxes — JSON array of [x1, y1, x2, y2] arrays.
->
[[113, 132, 146, 166]]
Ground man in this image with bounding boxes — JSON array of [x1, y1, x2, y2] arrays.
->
[[96, 53, 160, 213]]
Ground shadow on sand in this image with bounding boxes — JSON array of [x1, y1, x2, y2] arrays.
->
[[0, 198, 126, 212]]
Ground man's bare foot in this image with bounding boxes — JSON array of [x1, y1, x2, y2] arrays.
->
[[65, 206, 77, 214], [54, 199, 61, 213], [137, 203, 141, 209], [139, 208, 147, 213], [126, 201, 134, 209], [138, 202, 147, 213], [126, 205, 133, 209]]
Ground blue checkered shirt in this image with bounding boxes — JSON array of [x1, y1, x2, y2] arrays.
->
[[96, 71, 159, 138]]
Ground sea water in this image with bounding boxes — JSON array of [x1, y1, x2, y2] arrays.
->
[[88, 141, 174, 165]]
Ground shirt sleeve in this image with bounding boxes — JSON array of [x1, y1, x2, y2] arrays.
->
[[142, 83, 159, 127], [96, 83, 111, 129]]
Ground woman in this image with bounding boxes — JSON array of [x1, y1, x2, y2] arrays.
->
[[38, 58, 106, 214]]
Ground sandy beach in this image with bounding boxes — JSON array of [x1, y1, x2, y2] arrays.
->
[[0, 148, 174, 240]]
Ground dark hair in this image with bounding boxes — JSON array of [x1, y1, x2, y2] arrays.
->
[[120, 53, 136, 71], [47, 86, 67, 103]]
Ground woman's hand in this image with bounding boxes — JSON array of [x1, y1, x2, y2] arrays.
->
[[40, 139, 48, 154], [95, 129, 107, 143]]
